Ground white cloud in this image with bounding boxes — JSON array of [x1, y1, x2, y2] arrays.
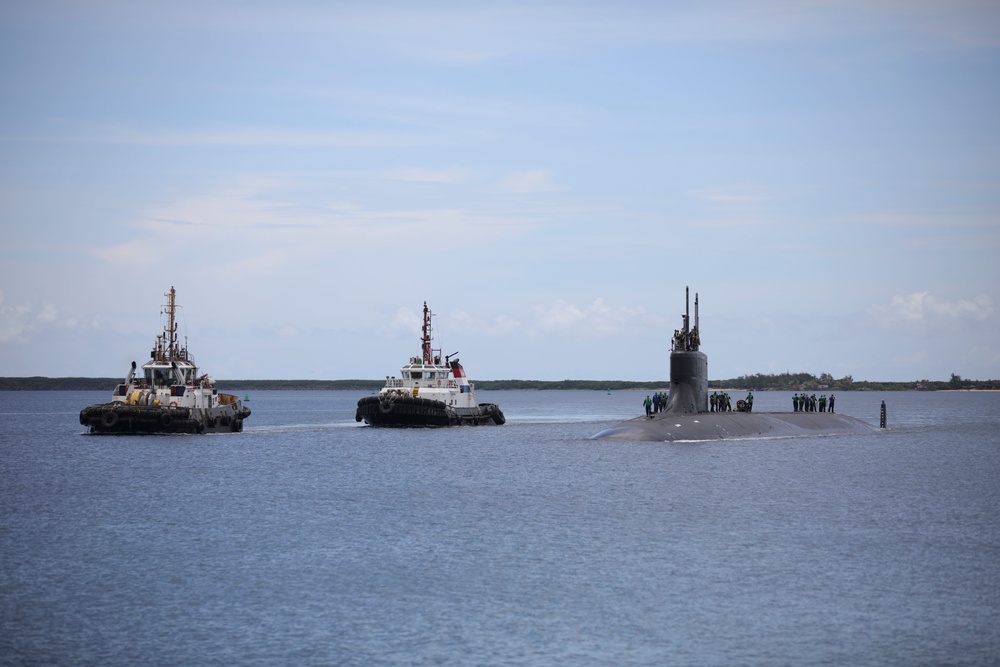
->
[[384, 306, 422, 339], [89, 176, 544, 276], [691, 186, 771, 229], [7, 1, 998, 64], [963, 344, 1000, 370], [498, 171, 562, 194], [0, 306, 29, 343], [93, 237, 155, 264], [38, 303, 58, 323], [0, 300, 61, 342], [445, 309, 522, 337], [17, 125, 439, 149], [851, 212, 995, 229], [866, 292, 996, 330], [889, 348, 928, 368], [381, 167, 470, 184], [530, 298, 649, 337], [696, 187, 767, 205]]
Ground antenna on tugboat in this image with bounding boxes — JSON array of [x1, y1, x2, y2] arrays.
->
[[163, 286, 178, 360], [421, 301, 434, 364]]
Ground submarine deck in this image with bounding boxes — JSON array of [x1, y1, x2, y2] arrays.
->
[[592, 411, 878, 442]]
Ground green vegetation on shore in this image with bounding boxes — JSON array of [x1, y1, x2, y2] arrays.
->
[[707, 372, 996, 392], [1, 372, 995, 391]]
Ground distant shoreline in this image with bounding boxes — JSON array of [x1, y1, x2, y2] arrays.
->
[[1, 377, 996, 392]]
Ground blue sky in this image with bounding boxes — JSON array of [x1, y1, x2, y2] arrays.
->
[[1, 1, 998, 382]]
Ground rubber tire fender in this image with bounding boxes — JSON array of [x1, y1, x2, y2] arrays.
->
[[102, 411, 119, 428]]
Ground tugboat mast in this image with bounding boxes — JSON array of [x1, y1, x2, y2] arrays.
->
[[165, 286, 178, 359], [421, 301, 433, 364], [152, 286, 183, 362]]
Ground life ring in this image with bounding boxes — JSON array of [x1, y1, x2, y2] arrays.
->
[[437, 380, 442, 387], [101, 411, 119, 427], [169, 401, 178, 407]]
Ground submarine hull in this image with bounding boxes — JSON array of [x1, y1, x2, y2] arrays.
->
[[592, 411, 877, 442], [592, 287, 880, 442]]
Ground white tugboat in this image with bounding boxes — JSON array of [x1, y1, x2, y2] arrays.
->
[[355, 302, 505, 427], [79, 287, 251, 434]]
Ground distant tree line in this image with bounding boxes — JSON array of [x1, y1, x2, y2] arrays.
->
[[0, 373, 995, 391], [474, 380, 666, 390], [708, 372, 997, 391]]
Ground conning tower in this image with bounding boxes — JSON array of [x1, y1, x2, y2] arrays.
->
[[664, 287, 708, 414]]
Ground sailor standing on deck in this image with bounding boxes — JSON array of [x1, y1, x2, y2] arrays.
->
[[644, 395, 652, 417]]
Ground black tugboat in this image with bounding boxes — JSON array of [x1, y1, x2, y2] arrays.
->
[[356, 302, 504, 427], [79, 287, 251, 434]]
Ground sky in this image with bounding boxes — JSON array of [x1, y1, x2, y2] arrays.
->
[[1, 1, 998, 382]]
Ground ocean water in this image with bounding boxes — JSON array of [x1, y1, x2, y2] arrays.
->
[[1, 389, 998, 666]]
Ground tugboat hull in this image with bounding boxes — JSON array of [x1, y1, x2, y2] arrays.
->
[[80, 401, 251, 434], [355, 395, 504, 427]]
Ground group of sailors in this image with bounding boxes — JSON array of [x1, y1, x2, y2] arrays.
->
[[672, 325, 700, 352], [642, 390, 836, 415], [709, 391, 732, 412], [643, 391, 669, 416], [709, 391, 755, 412], [794, 393, 834, 413]]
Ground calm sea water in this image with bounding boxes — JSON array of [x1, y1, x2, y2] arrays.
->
[[2, 389, 998, 666]]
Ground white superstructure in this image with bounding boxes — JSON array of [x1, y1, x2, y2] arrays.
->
[[109, 287, 234, 413]]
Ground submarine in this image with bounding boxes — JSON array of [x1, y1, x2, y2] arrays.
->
[[592, 288, 879, 442]]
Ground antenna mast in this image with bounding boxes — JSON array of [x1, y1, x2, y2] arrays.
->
[[684, 286, 690, 335], [421, 301, 433, 364], [164, 286, 178, 359]]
